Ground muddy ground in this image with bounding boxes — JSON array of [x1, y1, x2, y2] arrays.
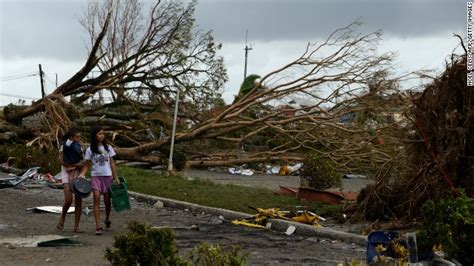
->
[[0, 185, 366, 265]]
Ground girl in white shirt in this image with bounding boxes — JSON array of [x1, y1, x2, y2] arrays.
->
[[79, 126, 119, 235]]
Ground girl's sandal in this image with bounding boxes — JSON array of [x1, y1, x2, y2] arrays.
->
[[56, 223, 64, 231], [95, 227, 103, 235], [73, 228, 84, 233], [105, 220, 111, 229]]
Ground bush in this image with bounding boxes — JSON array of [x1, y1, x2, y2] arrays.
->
[[417, 190, 474, 265], [189, 243, 248, 266], [300, 153, 341, 190], [105, 221, 248, 266], [173, 150, 187, 171], [105, 221, 185, 266]]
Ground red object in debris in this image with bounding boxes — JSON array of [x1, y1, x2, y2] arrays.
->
[[274, 186, 298, 197], [275, 186, 358, 204], [297, 187, 345, 204], [336, 191, 358, 202]]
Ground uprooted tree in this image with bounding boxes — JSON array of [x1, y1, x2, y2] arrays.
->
[[351, 40, 473, 222], [1, 0, 410, 175]]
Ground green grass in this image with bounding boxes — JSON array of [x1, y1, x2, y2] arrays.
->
[[119, 166, 341, 217]]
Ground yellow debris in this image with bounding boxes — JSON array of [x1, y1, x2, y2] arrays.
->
[[291, 211, 321, 226], [231, 220, 266, 229], [375, 244, 387, 254]]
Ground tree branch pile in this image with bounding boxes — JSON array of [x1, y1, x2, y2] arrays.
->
[[351, 51, 473, 222]]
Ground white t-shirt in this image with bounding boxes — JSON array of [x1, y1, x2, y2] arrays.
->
[[84, 145, 116, 177]]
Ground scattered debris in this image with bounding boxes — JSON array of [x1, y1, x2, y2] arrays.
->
[[0, 235, 82, 248], [83, 206, 91, 216], [0, 167, 40, 189], [297, 187, 357, 204], [275, 186, 358, 204], [231, 207, 325, 230], [342, 174, 367, 179], [291, 210, 325, 226], [265, 163, 303, 176], [228, 167, 254, 176], [231, 220, 266, 229], [26, 206, 74, 214], [287, 163, 303, 175], [153, 200, 164, 208], [285, 225, 296, 235]]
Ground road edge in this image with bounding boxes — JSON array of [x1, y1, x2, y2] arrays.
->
[[129, 191, 367, 245]]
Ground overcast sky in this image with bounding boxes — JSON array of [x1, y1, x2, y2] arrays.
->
[[0, 0, 466, 105]]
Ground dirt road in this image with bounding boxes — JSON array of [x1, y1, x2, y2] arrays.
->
[[183, 169, 371, 192], [0, 186, 365, 265]]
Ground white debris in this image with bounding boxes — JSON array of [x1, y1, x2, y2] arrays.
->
[[241, 169, 254, 176], [228, 168, 241, 175], [228, 167, 254, 176], [271, 166, 280, 175], [153, 201, 164, 208], [287, 163, 303, 174], [26, 206, 74, 214], [285, 225, 296, 235], [83, 207, 91, 216]]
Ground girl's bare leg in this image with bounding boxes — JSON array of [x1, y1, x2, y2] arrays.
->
[[104, 192, 111, 228], [92, 190, 102, 234], [58, 184, 73, 230], [74, 195, 83, 232]]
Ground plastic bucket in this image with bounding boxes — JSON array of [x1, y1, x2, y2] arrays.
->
[[109, 176, 130, 212]]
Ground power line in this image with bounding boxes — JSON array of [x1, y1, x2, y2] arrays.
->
[[43, 73, 57, 88], [0, 71, 37, 80], [0, 92, 39, 100], [0, 73, 38, 82]]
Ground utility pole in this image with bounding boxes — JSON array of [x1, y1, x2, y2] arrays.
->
[[168, 88, 180, 172], [55, 73, 58, 87], [38, 64, 45, 98], [243, 30, 252, 80]]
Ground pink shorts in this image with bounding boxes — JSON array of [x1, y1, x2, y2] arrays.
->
[[91, 176, 113, 194]]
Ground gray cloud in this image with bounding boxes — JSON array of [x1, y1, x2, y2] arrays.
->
[[195, 0, 465, 42], [0, 0, 88, 60], [0, 0, 465, 61]]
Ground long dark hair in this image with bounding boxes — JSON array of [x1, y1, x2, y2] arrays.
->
[[62, 127, 80, 142], [90, 126, 109, 154]]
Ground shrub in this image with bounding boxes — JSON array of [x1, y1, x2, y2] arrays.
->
[[105, 221, 185, 266], [105, 221, 248, 266], [189, 243, 248, 266], [300, 153, 342, 190], [173, 150, 187, 171], [417, 190, 474, 265]]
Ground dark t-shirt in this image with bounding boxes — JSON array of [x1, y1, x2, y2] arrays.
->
[[63, 141, 83, 164]]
